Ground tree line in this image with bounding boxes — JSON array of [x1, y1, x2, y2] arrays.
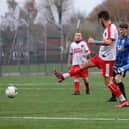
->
[[0, 0, 129, 64]]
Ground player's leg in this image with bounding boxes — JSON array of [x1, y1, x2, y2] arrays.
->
[[102, 61, 128, 107], [72, 77, 80, 95], [72, 66, 81, 95], [69, 61, 95, 76], [115, 74, 127, 99], [81, 68, 90, 94], [108, 71, 127, 102], [104, 76, 128, 107], [104, 76, 122, 97], [107, 67, 117, 102], [54, 60, 95, 82], [82, 77, 90, 94]]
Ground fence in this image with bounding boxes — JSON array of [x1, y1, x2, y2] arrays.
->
[[0, 48, 70, 76]]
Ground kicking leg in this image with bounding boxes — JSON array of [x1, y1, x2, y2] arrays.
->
[[54, 61, 95, 82]]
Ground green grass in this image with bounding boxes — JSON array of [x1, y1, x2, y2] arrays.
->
[[0, 75, 129, 129], [0, 64, 99, 73]]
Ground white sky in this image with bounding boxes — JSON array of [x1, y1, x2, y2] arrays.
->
[[73, 0, 105, 15], [0, 0, 105, 17]]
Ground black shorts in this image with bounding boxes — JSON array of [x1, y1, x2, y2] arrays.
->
[[113, 66, 126, 77]]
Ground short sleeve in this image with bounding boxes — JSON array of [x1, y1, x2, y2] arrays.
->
[[107, 24, 117, 41]]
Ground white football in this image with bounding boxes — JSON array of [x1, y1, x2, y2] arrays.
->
[[5, 86, 17, 98]]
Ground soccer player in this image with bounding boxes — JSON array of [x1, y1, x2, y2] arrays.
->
[[54, 10, 129, 108], [108, 23, 129, 102], [68, 32, 90, 95]]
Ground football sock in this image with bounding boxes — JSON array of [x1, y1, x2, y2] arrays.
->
[[119, 94, 126, 102], [118, 82, 127, 99], [108, 83, 122, 97], [111, 93, 116, 99], [84, 80, 89, 91], [74, 80, 80, 92], [110, 82, 127, 99]]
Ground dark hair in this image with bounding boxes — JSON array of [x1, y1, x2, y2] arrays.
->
[[98, 10, 110, 20], [119, 23, 128, 29]]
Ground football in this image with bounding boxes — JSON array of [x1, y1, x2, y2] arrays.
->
[[5, 86, 17, 98]]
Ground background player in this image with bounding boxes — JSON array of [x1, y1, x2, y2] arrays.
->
[[68, 32, 90, 95], [54, 10, 129, 108], [108, 23, 129, 102]]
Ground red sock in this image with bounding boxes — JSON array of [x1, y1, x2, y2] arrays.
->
[[108, 83, 122, 97], [74, 80, 80, 92], [68, 65, 81, 76], [84, 81, 89, 91]]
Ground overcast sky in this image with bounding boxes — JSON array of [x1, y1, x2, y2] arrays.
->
[[74, 0, 105, 15], [0, 0, 105, 16]]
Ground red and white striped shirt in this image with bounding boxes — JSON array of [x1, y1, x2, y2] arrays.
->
[[69, 40, 90, 65], [99, 24, 118, 61]]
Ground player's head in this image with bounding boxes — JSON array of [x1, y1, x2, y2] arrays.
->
[[75, 32, 82, 42], [98, 10, 110, 28], [119, 23, 128, 37], [98, 10, 110, 20]]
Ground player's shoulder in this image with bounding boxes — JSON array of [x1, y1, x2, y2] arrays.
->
[[126, 35, 129, 43], [71, 41, 76, 45], [110, 23, 117, 30], [124, 35, 129, 41], [111, 23, 116, 27], [80, 40, 88, 44]]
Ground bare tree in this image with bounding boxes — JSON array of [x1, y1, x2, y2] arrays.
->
[[43, 0, 72, 61], [45, 0, 72, 24], [23, 0, 38, 72], [87, 0, 129, 23], [0, 0, 20, 64], [69, 12, 86, 25]]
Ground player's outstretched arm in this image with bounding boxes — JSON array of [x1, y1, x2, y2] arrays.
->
[[88, 37, 113, 46], [118, 64, 129, 73]]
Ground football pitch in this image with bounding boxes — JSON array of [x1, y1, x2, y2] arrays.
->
[[0, 75, 129, 129]]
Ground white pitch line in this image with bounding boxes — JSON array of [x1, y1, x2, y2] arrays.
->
[[0, 83, 58, 86], [0, 87, 72, 90], [18, 88, 68, 90], [0, 116, 129, 121]]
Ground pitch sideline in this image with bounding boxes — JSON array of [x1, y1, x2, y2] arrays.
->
[[0, 116, 129, 121]]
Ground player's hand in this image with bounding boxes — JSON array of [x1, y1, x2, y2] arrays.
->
[[117, 67, 124, 74], [117, 68, 121, 73], [88, 37, 94, 44], [82, 53, 87, 57]]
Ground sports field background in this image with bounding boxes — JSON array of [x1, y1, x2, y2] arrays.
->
[[0, 74, 129, 129], [0, 63, 99, 75]]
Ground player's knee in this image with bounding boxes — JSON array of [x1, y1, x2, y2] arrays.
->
[[83, 77, 88, 82], [115, 79, 121, 84], [114, 76, 121, 83], [80, 62, 86, 69], [74, 78, 79, 81], [104, 76, 112, 85]]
